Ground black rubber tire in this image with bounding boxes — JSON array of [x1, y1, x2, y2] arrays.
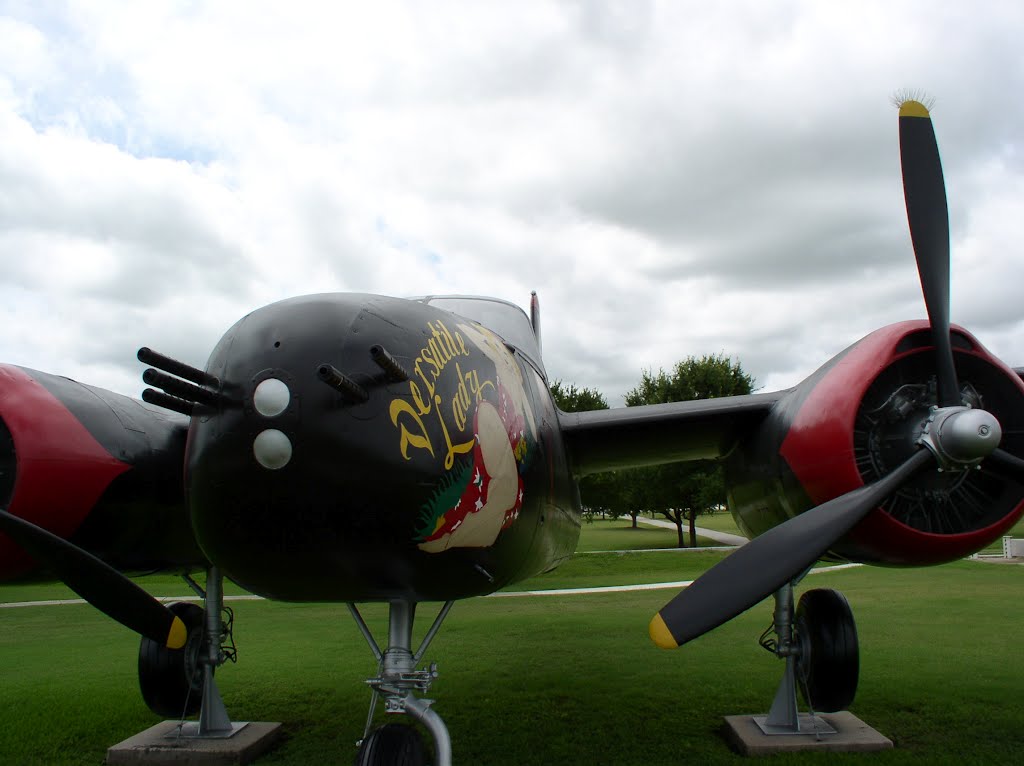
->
[[138, 601, 206, 717], [355, 723, 427, 766], [795, 588, 859, 712]]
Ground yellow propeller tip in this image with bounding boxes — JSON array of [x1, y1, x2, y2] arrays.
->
[[166, 615, 188, 650], [649, 613, 679, 650], [898, 100, 931, 119], [892, 89, 934, 118]]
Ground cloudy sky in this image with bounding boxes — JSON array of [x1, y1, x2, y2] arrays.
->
[[2, 1, 1022, 406]]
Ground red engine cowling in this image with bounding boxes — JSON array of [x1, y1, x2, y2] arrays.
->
[[725, 321, 1024, 566], [0, 365, 204, 580]]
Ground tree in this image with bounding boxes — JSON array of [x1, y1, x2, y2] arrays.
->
[[624, 354, 754, 547], [550, 381, 608, 413]]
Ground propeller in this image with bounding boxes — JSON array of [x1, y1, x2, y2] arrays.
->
[[989, 447, 1024, 483], [0, 509, 188, 649], [650, 449, 934, 648], [649, 98, 1006, 649]]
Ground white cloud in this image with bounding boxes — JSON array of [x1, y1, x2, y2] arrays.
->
[[0, 0, 1022, 406]]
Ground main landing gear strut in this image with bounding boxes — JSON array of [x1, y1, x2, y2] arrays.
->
[[349, 600, 455, 766], [137, 566, 242, 737], [755, 581, 859, 736]]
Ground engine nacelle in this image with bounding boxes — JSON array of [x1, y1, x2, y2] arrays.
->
[[0, 365, 205, 580], [725, 321, 1024, 566]]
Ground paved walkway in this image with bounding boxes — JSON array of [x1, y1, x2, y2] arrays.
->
[[490, 563, 860, 597], [634, 515, 748, 546]]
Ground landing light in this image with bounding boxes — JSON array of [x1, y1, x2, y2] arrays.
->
[[253, 378, 290, 417], [253, 429, 292, 470]]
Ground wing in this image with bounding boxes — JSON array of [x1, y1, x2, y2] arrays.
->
[[558, 391, 787, 476]]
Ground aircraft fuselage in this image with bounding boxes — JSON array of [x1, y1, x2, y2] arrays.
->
[[186, 293, 581, 602]]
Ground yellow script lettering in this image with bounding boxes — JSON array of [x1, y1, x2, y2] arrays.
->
[[389, 399, 434, 460], [434, 393, 474, 470]]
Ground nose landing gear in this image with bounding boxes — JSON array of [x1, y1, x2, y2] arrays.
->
[[349, 600, 455, 766]]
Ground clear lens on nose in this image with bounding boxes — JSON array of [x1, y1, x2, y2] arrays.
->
[[253, 428, 292, 470], [253, 378, 290, 417]]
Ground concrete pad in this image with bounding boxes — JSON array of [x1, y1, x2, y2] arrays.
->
[[106, 721, 283, 766], [723, 711, 893, 756]]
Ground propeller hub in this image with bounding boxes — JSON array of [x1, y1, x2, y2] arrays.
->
[[917, 406, 1002, 471]]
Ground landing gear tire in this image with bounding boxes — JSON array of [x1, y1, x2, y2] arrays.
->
[[138, 601, 206, 717], [356, 723, 427, 766], [795, 588, 859, 712]]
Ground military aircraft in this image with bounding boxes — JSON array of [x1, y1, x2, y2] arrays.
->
[[2, 99, 1023, 765]]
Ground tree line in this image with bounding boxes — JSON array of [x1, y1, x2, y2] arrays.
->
[[550, 354, 754, 548]]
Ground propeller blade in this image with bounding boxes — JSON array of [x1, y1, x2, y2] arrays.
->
[[987, 447, 1024, 483], [899, 99, 959, 407], [0, 509, 188, 649], [649, 448, 934, 649]]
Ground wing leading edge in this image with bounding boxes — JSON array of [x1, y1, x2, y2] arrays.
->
[[557, 390, 787, 477]]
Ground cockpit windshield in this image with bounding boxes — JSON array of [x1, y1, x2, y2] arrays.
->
[[417, 296, 544, 372]]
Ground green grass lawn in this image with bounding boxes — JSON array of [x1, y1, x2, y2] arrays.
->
[[688, 510, 744, 535], [574, 518, 728, 552], [575, 518, 683, 551], [3, 525, 1024, 765]]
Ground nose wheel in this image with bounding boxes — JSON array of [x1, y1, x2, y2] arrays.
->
[[348, 600, 455, 766], [356, 723, 428, 766]]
